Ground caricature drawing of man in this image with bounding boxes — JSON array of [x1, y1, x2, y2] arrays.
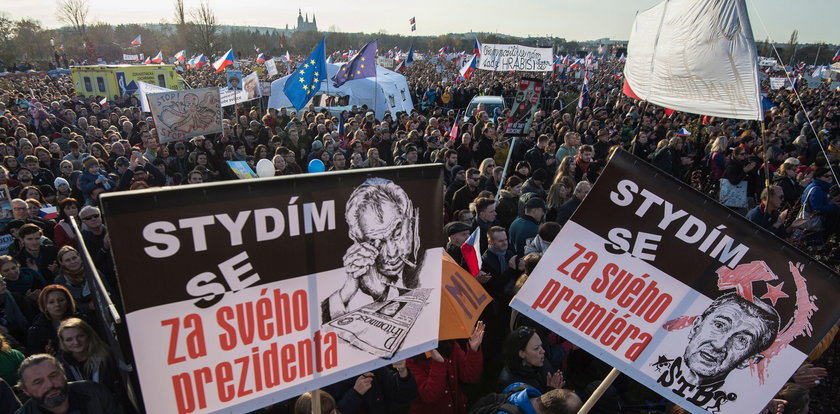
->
[[321, 177, 421, 323], [655, 292, 780, 410]]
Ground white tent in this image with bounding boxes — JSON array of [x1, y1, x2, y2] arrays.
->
[[268, 63, 414, 118], [623, 0, 762, 120]]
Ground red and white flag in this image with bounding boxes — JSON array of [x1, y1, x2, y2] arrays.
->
[[460, 227, 483, 276]]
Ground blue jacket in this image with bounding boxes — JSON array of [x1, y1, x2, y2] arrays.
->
[[503, 382, 542, 414], [801, 179, 837, 213]]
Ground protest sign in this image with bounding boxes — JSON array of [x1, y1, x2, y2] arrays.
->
[[148, 87, 222, 143], [265, 59, 278, 77], [758, 57, 777, 67], [0, 184, 12, 230], [219, 89, 249, 107], [136, 81, 174, 112], [243, 72, 261, 100], [259, 81, 272, 97], [100, 165, 444, 414], [123, 54, 142, 61], [769, 77, 790, 90], [226, 70, 243, 90], [504, 78, 543, 136], [510, 150, 840, 414], [440, 252, 491, 341], [226, 160, 257, 179], [477, 43, 553, 72]]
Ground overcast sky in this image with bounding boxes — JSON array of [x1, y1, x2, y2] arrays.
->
[[6, 0, 839, 44]]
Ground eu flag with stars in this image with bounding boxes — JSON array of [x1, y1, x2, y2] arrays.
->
[[332, 40, 377, 88], [283, 38, 326, 110]]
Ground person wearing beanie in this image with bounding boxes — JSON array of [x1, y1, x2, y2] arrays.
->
[[443, 221, 472, 266], [78, 156, 114, 205], [521, 168, 548, 200]]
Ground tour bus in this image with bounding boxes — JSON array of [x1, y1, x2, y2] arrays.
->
[[70, 64, 187, 99]]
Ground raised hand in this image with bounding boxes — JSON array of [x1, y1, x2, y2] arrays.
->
[[469, 321, 485, 351]]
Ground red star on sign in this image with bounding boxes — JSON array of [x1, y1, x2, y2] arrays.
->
[[760, 282, 789, 306]]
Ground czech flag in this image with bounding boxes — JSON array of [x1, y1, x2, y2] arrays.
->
[[460, 54, 477, 80], [151, 51, 164, 64], [174, 50, 186, 62], [833, 49, 840, 63], [131, 35, 142, 46], [460, 227, 483, 277], [473, 39, 481, 56], [143, 56, 151, 65], [213, 49, 235, 72], [194, 54, 207, 68], [99, 97, 107, 107], [256, 53, 266, 63]]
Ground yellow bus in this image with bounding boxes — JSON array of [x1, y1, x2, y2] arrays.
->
[[70, 64, 187, 99]]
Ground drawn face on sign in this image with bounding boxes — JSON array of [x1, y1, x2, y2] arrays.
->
[[683, 294, 779, 385]]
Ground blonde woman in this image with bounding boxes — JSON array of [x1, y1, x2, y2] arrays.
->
[[57, 317, 123, 398]]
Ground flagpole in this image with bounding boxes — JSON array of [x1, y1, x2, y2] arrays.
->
[[496, 136, 516, 200]]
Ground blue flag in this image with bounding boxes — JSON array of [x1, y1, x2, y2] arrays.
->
[[283, 38, 326, 110], [406, 46, 415, 66], [332, 40, 377, 88]]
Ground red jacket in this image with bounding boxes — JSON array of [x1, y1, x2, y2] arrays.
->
[[407, 342, 483, 414]]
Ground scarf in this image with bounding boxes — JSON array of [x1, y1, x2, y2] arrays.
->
[[487, 247, 508, 273], [62, 265, 86, 286]]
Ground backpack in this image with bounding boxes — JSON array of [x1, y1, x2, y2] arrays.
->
[[468, 384, 529, 414]]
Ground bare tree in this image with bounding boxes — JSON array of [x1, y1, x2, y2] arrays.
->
[[174, 0, 186, 25], [785, 29, 798, 65], [190, 0, 217, 57], [56, 0, 89, 36]]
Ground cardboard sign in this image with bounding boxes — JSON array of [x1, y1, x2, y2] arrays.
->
[[511, 150, 840, 414], [148, 88, 222, 143], [101, 165, 444, 414]]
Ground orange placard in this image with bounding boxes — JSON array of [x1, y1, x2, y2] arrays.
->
[[440, 252, 492, 340]]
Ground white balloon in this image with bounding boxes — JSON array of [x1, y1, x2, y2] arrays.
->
[[255, 158, 275, 178]]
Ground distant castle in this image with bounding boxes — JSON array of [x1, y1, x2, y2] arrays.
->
[[289, 9, 316, 32]]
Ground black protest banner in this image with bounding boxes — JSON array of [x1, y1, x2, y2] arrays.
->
[[511, 150, 839, 414], [101, 165, 443, 414]]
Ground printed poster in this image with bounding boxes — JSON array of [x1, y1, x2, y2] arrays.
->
[[511, 150, 840, 414], [100, 165, 444, 414], [504, 78, 543, 136], [226, 70, 243, 90], [243, 72, 261, 100], [148, 88, 222, 143]]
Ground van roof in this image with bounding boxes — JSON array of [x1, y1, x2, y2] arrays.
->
[[470, 95, 504, 103]]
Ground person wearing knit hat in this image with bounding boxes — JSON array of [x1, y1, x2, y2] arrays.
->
[[54, 177, 70, 189], [78, 156, 114, 205], [443, 221, 472, 266]]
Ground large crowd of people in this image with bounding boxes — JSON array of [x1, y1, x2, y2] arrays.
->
[[0, 51, 837, 414]]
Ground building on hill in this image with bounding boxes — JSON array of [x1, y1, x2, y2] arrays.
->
[[296, 9, 317, 32]]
